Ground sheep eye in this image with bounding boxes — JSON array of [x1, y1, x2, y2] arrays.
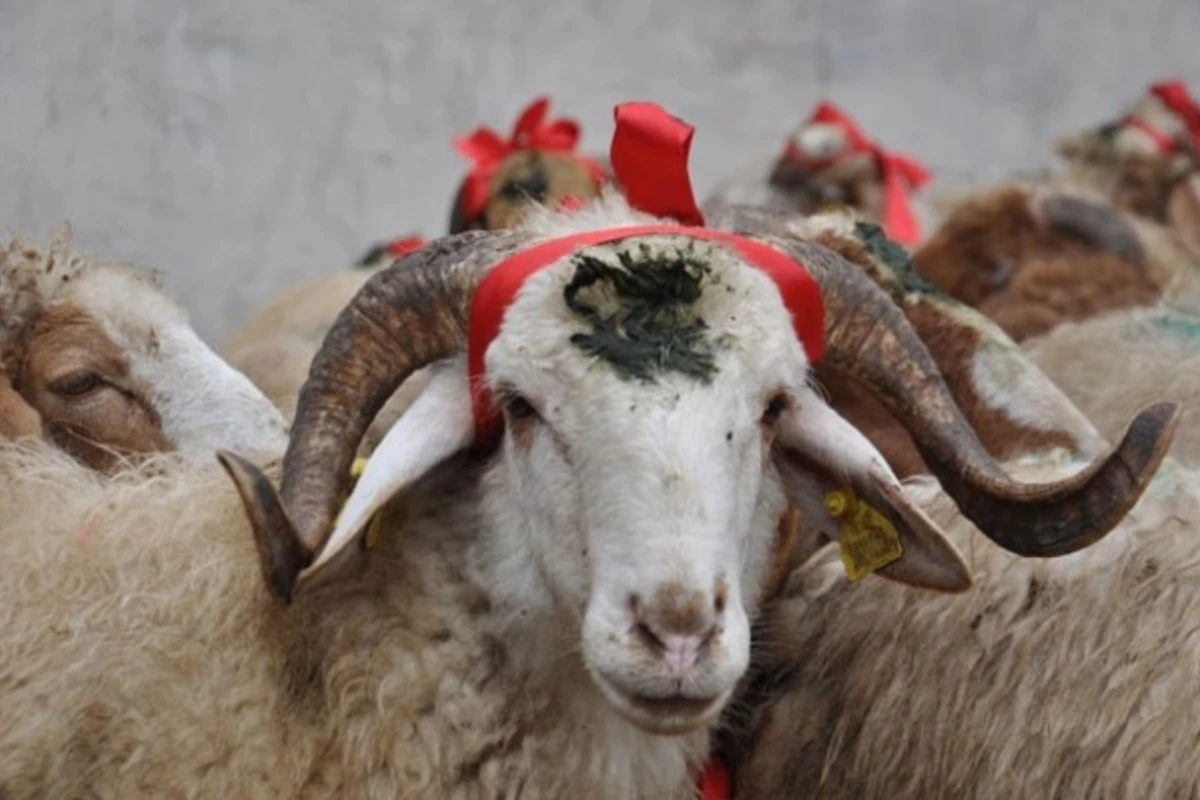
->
[[502, 393, 538, 420], [761, 392, 790, 425], [50, 371, 103, 399]]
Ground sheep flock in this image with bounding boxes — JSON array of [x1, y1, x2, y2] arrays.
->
[[3, 78, 1200, 800]]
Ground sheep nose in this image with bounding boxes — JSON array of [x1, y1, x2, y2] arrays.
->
[[629, 586, 722, 675]]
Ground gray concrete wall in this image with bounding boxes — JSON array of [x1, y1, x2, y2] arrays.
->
[[2, 0, 1198, 344]]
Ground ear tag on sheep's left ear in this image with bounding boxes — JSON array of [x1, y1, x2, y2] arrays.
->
[[347, 457, 398, 550], [825, 488, 903, 582]]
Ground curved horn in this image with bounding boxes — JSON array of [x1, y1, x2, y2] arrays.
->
[[219, 230, 531, 600], [1034, 191, 1147, 265], [717, 208, 1180, 557]]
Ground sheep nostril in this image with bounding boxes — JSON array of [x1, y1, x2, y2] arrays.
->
[[634, 621, 665, 652]]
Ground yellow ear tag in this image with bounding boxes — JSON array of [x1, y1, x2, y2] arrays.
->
[[824, 488, 904, 582], [346, 457, 402, 550]]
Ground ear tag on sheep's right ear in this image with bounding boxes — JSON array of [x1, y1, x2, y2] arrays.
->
[[825, 488, 904, 582], [346, 457, 396, 550]]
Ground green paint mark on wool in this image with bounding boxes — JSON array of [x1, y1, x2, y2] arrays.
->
[[564, 243, 724, 384], [854, 221, 938, 294]]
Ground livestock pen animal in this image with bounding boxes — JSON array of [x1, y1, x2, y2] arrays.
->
[[1057, 78, 1200, 225], [0, 231, 288, 468], [448, 96, 610, 234], [701, 206, 1200, 800], [1023, 304, 1200, 466], [910, 180, 1200, 341], [0, 102, 1177, 798], [703, 101, 934, 247], [720, 449, 1200, 799]]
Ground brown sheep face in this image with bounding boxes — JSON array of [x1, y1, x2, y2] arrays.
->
[[482, 150, 603, 231], [448, 149, 604, 234], [8, 305, 172, 470], [0, 236, 289, 471]]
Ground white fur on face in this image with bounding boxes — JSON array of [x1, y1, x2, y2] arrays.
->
[[71, 270, 289, 457], [478, 228, 806, 733], [794, 122, 848, 162]]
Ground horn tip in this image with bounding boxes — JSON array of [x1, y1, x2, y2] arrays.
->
[[216, 449, 312, 603]]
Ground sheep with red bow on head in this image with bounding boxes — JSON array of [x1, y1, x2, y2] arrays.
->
[[0, 101, 1176, 800], [1057, 79, 1200, 224], [909, 80, 1200, 343], [448, 96, 611, 233], [704, 101, 933, 248]]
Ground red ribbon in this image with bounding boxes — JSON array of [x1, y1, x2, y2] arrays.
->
[[698, 756, 732, 800], [1147, 79, 1200, 153], [609, 101, 706, 226], [466, 223, 825, 443], [453, 97, 607, 224], [384, 236, 427, 258], [781, 101, 930, 246]]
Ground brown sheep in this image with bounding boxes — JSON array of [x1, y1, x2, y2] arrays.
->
[[910, 183, 1183, 341], [0, 231, 288, 470], [448, 96, 611, 233]]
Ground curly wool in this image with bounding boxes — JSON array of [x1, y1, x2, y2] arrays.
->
[[722, 454, 1200, 799], [0, 444, 705, 799]]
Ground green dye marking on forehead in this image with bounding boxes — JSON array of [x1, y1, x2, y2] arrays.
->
[[563, 242, 726, 384]]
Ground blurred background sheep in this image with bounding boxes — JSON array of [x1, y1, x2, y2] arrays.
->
[[2, 0, 1198, 347]]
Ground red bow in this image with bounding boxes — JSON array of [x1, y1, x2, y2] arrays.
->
[[1149, 80, 1200, 152], [453, 97, 606, 223], [384, 236, 427, 258], [781, 101, 930, 246]]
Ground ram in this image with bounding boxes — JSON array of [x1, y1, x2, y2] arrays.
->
[[0, 142, 1175, 799], [224, 97, 608, 444], [1056, 79, 1200, 229], [0, 231, 287, 468], [704, 101, 933, 248]]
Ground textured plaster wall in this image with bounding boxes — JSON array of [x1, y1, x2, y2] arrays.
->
[[2, 0, 1198, 343]]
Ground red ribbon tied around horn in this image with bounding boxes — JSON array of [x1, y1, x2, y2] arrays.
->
[[1148, 79, 1200, 153], [782, 101, 930, 247], [453, 96, 607, 223]]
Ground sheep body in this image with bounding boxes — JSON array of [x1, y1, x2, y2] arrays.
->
[[0, 444, 705, 799], [1024, 304, 1200, 465], [724, 450, 1200, 799]]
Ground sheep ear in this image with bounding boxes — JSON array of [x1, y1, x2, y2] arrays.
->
[[0, 373, 41, 442], [1167, 174, 1200, 256], [775, 390, 972, 593], [296, 361, 474, 590]]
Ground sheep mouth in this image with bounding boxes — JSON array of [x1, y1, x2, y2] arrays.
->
[[593, 672, 726, 735]]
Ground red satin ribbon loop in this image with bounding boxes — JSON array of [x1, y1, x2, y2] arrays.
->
[[610, 102, 706, 226]]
